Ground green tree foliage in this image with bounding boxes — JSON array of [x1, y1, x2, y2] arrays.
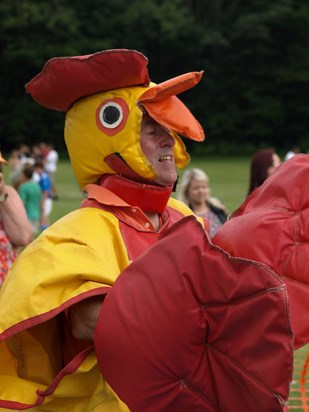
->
[[0, 0, 79, 149], [1, 0, 308, 154]]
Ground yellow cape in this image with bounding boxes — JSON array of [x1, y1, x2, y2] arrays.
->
[[0, 199, 204, 411]]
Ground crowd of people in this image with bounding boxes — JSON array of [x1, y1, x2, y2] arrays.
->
[[0, 143, 59, 286], [6, 142, 58, 235]]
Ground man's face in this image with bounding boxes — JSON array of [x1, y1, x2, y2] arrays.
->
[[140, 114, 177, 187]]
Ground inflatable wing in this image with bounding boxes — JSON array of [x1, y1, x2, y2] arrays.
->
[[213, 154, 309, 349], [94, 216, 293, 412]]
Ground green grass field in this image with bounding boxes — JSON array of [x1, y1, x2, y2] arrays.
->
[[50, 156, 251, 223], [49, 160, 84, 223]]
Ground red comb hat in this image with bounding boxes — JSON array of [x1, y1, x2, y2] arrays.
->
[[25, 49, 150, 112]]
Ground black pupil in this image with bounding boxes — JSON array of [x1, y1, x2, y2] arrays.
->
[[103, 106, 120, 124]]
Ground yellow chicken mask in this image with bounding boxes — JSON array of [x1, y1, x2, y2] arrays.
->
[[26, 49, 205, 188]]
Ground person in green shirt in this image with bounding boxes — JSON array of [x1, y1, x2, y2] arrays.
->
[[18, 164, 42, 235]]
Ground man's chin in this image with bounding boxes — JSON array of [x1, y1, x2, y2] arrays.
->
[[155, 179, 177, 188]]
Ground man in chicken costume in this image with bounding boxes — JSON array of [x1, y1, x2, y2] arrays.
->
[[0, 49, 294, 411]]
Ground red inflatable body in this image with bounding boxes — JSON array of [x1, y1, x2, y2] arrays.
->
[[214, 154, 309, 349], [94, 217, 293, 412]]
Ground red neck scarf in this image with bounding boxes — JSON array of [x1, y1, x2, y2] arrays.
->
[[99, 175, 173, 214]]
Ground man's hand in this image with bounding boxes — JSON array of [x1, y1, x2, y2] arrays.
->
[[70, 295, 105, 341]]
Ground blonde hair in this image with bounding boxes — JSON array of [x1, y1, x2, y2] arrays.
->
[[177, 168, 226, 211]]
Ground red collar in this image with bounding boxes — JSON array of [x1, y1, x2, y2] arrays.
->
[[98, 175, 173, 214]]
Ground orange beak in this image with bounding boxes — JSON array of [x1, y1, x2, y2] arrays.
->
[[138, 71, 205, 142]]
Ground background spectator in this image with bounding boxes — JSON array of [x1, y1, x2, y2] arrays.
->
[[178, 168, 228, 238], [34, 162, 53, 230], [284, 146, 301, 161], [7, 149, 22, 189], [0, 151, 32, 285], [31, 144, 45, 163], [18, 144, 34, 167], [247, 148, 281, 195], [18, 164, 42, 235], [40, 142, 59, 200]]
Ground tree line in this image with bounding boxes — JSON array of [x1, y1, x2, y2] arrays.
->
[[1, 0, 308, 155]]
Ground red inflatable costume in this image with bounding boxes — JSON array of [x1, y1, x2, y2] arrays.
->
[[213, 154, 309, 350], [94, 217, 294, 411]]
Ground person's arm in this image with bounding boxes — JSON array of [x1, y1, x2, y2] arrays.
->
[[70, 295, 105, 341], [0, 183, 33, 246]]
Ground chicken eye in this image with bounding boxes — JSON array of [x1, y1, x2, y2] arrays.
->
[[96, 97, 129, 136], [100, 102, 122, 128]]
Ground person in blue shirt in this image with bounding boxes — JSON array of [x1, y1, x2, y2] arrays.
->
[[34, 161, 53, 230]]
